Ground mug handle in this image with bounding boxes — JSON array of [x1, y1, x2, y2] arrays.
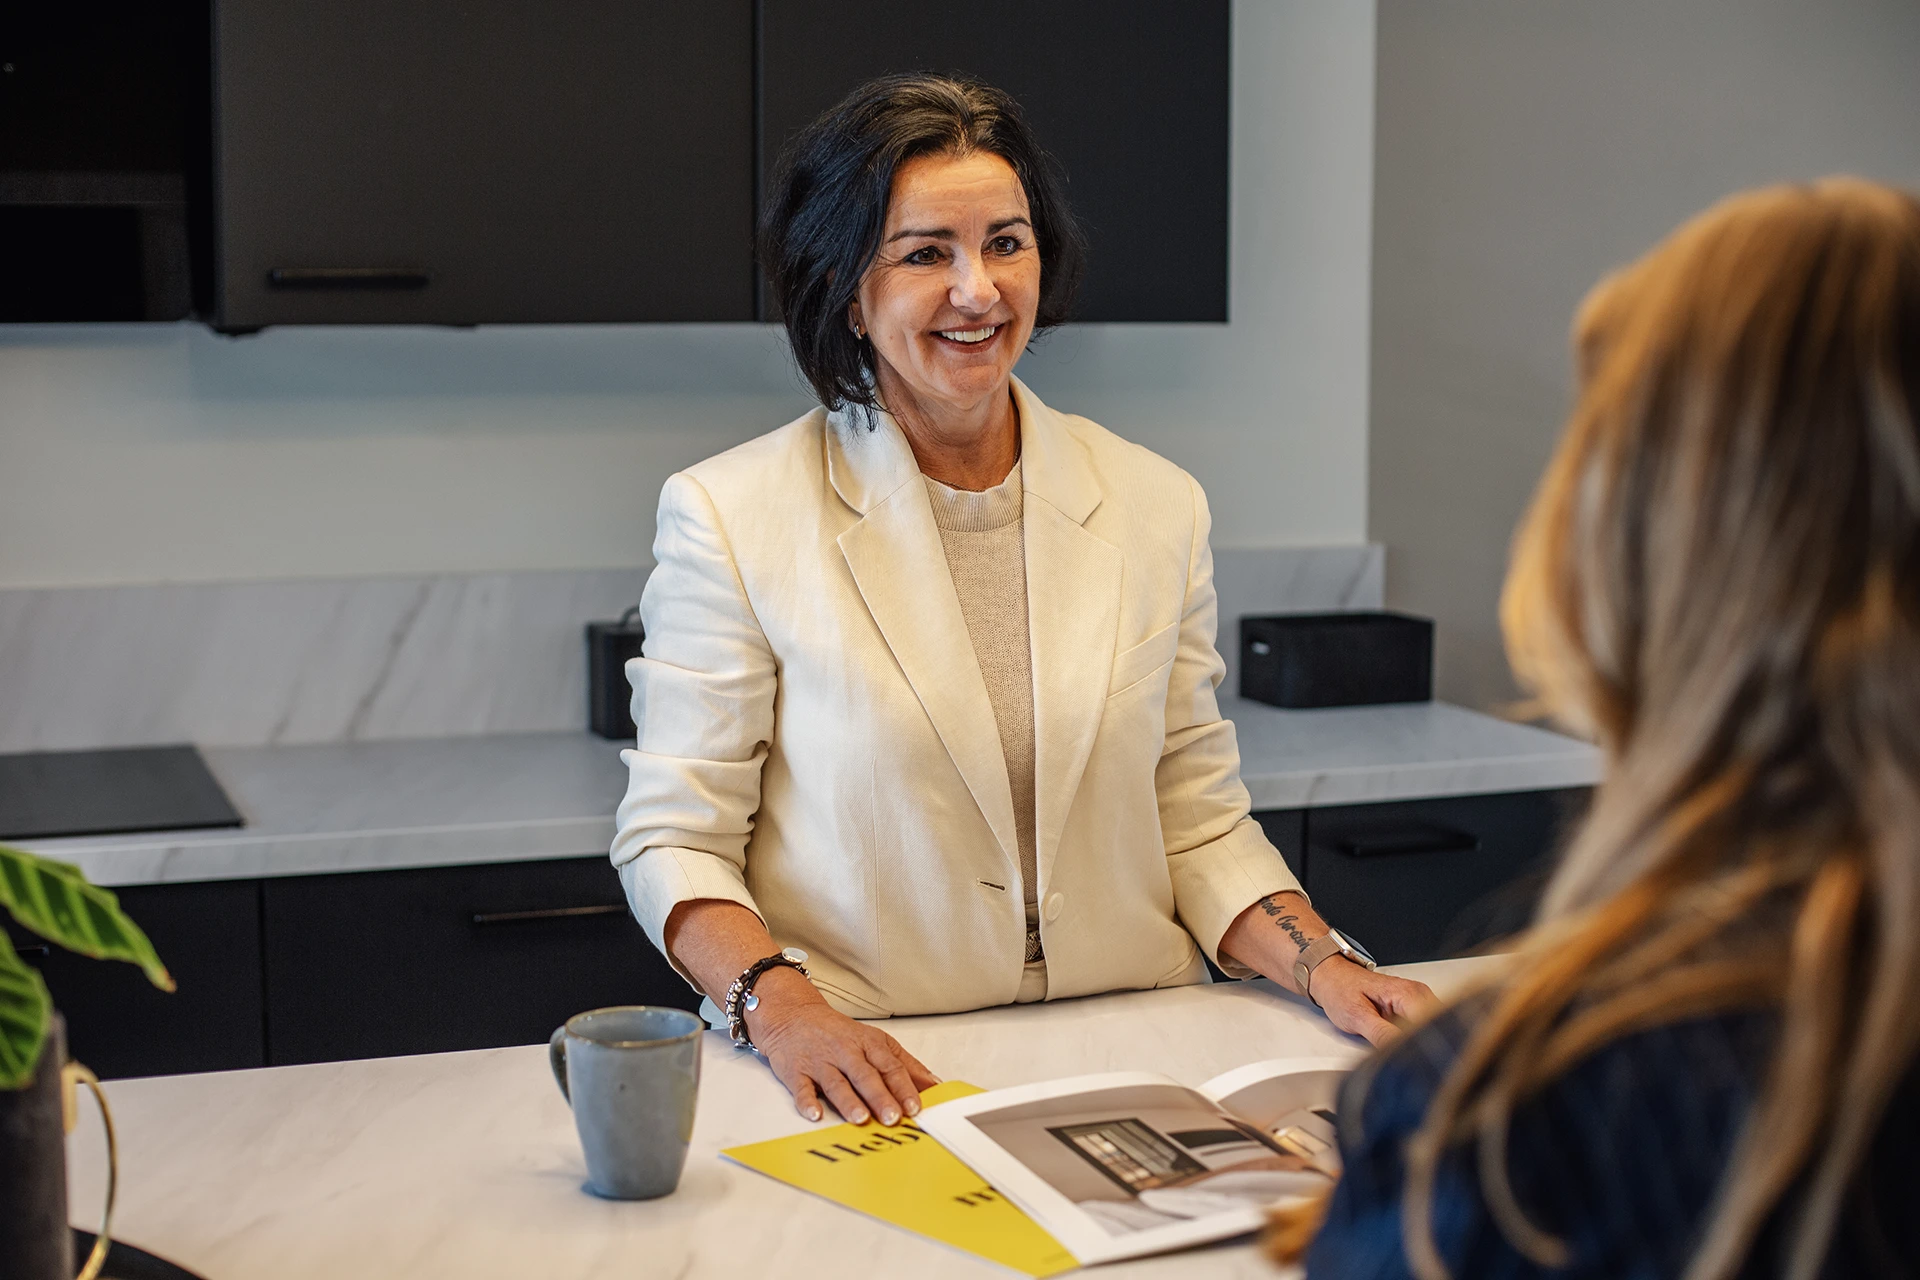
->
[[548, 1027, 571, 1104]]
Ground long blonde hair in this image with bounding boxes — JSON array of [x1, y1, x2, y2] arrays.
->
[[1384, 179, 1920, 1280], [1267, 180, 1920, 1280]]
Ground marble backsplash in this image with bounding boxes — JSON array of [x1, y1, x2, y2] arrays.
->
[[0, 545, 1381, 752]]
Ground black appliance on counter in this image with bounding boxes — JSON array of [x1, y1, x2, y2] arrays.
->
[[586, 609, 646, 741], [1239, 612, 1435, 710], [0, 745, 243, 841]]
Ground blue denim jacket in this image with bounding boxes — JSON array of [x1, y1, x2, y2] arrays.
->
[[1306, 1007, 1918, 1279]]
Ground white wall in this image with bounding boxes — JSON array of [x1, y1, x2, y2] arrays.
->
[[0, 1, 1375, 590], [1369, 0, 1920, 709]]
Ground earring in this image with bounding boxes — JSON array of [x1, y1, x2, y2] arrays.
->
[[852, 322, 866, 339]]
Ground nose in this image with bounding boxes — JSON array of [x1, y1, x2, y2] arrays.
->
[[948, 247, 1000, 315]]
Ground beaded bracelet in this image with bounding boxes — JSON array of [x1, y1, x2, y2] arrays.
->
[[723, 946, 810, 1053]]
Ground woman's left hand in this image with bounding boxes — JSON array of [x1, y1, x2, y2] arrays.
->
[[1306, 958, 1439, 1046]]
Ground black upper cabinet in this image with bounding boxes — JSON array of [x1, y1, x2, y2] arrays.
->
[[19, 3, 1226, 328], [758, 0, 1231, 323], [0, 4, 204, 322], [210, 1, 755, 329]]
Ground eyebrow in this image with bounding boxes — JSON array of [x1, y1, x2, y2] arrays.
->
[[885, 216, 1032, 244]]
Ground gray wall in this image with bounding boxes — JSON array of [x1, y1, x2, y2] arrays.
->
[[1369, 0, 1920, 709]]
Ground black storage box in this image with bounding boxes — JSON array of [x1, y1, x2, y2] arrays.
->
[[1239, 612, 1434, 709], [586, 609, 646, 740]]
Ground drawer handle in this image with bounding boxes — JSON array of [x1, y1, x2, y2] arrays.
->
[[470, 904, 628, 926], [1336, 828, 1481, 858], [267, 267, 432, 291], [16, 942, 52, 960]]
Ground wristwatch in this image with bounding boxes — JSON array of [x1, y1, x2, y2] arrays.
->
[[1293, 929, 1377, 1007], [724, 947, 810, 1054]]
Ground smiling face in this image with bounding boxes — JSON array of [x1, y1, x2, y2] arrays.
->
[[850, 149, 1040, 433]]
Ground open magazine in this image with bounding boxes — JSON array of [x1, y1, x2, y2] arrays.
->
[[916, 1055, 1359, 1266]]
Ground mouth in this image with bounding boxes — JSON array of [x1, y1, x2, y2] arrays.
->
[[932, 323, 1003, 350]]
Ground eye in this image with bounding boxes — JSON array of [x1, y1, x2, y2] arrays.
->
[[990, 235, 1025, 255], [903, 246, 943, 266]]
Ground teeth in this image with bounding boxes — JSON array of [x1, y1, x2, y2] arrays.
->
[[937, 325, 998, 343]]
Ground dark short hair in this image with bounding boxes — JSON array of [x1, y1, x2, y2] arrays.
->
[[759, 73, 1087, 414]]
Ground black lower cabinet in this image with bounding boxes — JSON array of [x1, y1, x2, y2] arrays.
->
[[261, 857, 698, 1066], [1291, 789, 1591, 966], [8, 879, 265, 1080]]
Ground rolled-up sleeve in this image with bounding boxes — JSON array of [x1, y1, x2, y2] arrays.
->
[[1159, 474, 1305, 976], [612, 472, 777, 984]]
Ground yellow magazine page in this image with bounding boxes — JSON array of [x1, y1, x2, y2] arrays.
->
[[722, 1081, 1077, 1277]]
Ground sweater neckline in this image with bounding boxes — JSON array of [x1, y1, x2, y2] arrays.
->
[[924, 460, 1024, 532]]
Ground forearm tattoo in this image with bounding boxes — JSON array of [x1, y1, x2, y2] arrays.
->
[[1255, 893, 1314, 953]]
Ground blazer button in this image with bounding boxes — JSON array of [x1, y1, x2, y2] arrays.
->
[[1043, 892, 1065, 923]]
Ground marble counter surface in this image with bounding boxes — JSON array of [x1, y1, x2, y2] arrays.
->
[[22, 701, 1598, 888], [64, 957, 1503, 1280], [1225, 697, 1599, 809], [23, 732, 630, 887]]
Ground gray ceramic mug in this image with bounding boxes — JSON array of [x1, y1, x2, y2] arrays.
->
[[548, 1005, 703, 1199]]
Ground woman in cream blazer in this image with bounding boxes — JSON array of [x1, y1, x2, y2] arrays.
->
[[613, 74, 1432, 1128], [619, 377, 1289, 1012]]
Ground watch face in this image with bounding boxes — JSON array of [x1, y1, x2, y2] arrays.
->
[[1333, 930, 1378, 968]]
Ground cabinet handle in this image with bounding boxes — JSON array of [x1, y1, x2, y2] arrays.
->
[[1336, 827, 1481, 858], [267, 267, 431, 290], [16, 942, 51, 960], [470, 904, 628, 926]]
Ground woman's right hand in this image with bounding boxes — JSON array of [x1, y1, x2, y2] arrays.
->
[[745, 966, 941, 1125]]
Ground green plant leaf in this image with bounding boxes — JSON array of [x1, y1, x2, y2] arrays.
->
[[0, 929, 52, 1090], [0, 845, 173, 992]]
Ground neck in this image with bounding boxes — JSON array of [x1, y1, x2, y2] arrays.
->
[[877, 370, 1020, 491]]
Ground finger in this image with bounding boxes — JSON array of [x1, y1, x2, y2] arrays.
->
[[839, 1050, 907, 1126], [891, 1042, 943, 1092], [817, 1068, 871, 1125], [864, 1042, 927, 1118], [1331, 995, 1400, 1046], [1372, 977, 1440, 1020], [789, 1074, 826, 1124]]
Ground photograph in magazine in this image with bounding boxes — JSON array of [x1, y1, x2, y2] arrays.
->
[[959, 1062, 1348, 1238]]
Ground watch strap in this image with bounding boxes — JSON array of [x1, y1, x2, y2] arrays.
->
[[1292, 929, 1375, 1006]]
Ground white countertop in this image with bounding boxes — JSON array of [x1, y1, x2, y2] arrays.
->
[[24, 701, 1598, 887], [64, 957, 1502, 1280], [1224, 696, 1595, 809]]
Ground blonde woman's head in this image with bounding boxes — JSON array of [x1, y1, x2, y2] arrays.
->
[[1401, 180, 1920, 1280]]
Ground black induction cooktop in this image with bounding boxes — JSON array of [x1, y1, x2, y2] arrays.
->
[[0, 745, 243, 842]]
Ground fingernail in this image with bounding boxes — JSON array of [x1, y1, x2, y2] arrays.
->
[[904, 1098, 921, 1116], [850, 1109, 868, 1124], [805, 1107, 822, 1121], [880, 1108, 900, 1125]]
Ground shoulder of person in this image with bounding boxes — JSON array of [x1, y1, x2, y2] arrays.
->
[[1047, 405, 1197, 489], [1034, 401, 1208, 542], [1345, 1002, 1775, 1146], [663, 407, 832, 511]]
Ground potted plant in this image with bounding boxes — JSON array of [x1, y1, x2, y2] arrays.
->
[[1, 843, 171, 1280]]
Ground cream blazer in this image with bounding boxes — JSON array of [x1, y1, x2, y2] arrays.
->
[[612, 378, 1301, 1018]]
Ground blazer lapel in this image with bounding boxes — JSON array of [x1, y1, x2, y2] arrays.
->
[[830, 407, 1022, 875], [1015, 380, 1123, 890]]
